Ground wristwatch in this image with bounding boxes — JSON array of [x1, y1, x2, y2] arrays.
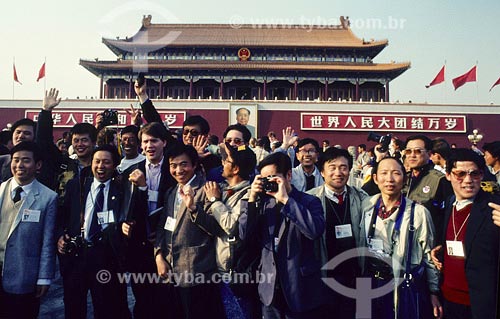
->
[[209, 196, 219, 203]]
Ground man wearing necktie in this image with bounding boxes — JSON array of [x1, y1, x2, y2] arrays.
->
[[0, 141, 57, 318], [307, 147, 370, 318], [239, 152, 326, 318], [57, 144, 130, 319]]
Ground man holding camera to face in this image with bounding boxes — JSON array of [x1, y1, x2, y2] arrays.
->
[[239, 152, 326, 318]]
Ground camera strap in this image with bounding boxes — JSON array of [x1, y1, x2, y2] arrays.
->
[[79, 176, 94, 238]]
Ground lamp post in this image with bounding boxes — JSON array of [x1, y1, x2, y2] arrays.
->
[[467, 129, 483, 146]]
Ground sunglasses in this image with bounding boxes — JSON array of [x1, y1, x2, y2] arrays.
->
[[224, 138, 244, 145], [182, 129, 200, 137], [403, 148, 426, 156], [451, 169, 483, 181]]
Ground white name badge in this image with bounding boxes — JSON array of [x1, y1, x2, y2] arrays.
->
[[446, 240, 466, 257], [369, 238, 384, 252], [22, 209, 41, 223], [96, 210, 115, 225], [164, 216, 176, 232], [335, 224, 353, 239], [148, 190, 159, 203]]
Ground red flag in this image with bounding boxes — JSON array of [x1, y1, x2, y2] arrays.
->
[[489, 77, 500, 92], [36, 62, 46, 82], [452, 66, 477, 90], [13, 64, 22, 85], [425, 65, 445, 88]]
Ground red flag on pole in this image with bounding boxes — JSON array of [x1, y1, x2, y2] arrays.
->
[[36, 62, 46, 82], [425, 65, 445, 88], [13, 63, 22, 85], [489, 77, 500, 92], [452, 66, 477, 90]]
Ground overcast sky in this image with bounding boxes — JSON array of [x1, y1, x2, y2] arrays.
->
[[3, 0, 500, 105]]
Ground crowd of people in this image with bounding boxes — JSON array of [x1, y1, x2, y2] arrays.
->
[[0, 81, 499, 319]]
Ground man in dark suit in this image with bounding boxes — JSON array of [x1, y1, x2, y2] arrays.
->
[[120, 122, 175, 319], [239, 152, 326, 318], [0, 142, 58, 318], [57, 145, 130, 319], [155, 144, 225, 319], [431, 148, 500, 319]]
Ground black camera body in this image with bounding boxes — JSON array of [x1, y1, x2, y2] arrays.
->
[[259, 176, 279, 193], [101, 109, 119, 127], [63, 234, 85, 256], [367, 132, 392, 153], [136, 73, 145, 87]]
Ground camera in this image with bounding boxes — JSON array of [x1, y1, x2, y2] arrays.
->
[[136, 73, 145, 87], [101, 109, 118, 127], [63, 234, 85, 256], [367, 132, 392, 153], [259, 176, 279, 193]]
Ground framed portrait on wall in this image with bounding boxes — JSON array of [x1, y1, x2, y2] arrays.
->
[[229, 104, 258, 138]]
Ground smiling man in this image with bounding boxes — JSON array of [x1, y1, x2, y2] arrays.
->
[[307, 147, 369, 318], [154, 144, 224, 319], [57, 123, 97, 208], [117, 125, 145, 174], [0, 142, 57, 318], [402, 134, 453, 239], [291, 138, 324, 191], [57, 144, 130, 318], [431, 148, 500, 319]]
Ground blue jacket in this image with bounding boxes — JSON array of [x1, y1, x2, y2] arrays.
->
[[1, 178, 57, 294], [239, 187, 326, 312]]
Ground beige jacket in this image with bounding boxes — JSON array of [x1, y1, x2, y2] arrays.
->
[[207, 181, 250, 272], [360, 194, 440, 315]]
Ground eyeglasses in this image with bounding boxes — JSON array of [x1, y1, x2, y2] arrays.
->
[[451, 169, 483, 181], [403, 148, 426, 156], [222, 158, 234, 165], [182, 129, 200, 137], [298, 149, 317, 155], [224, 138, 244, 146]]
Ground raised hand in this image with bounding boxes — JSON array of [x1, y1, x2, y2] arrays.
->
[[204, 181, 221, 201], [43, 88, 61, 111], [282, 126, 298, 149], [134, 79, 148, 103], [126, 104, 142, 126]]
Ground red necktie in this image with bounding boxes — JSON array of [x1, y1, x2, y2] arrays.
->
[[335, 194, 344, 205]]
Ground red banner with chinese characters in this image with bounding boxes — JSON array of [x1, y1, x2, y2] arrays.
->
[[301, 113, 466, 133], [25, 110, 186, 129]]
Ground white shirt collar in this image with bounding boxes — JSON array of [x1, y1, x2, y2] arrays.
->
[[91, 178, 111, 191], [453, 198, 474, 211], [324, 185, 347, 203], [10, 179, 35, 195], [146, 156, 164, 168]]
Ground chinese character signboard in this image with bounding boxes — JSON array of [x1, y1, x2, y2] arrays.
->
[[25, 110, 186, 128], [301, 113, 466, 133]]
